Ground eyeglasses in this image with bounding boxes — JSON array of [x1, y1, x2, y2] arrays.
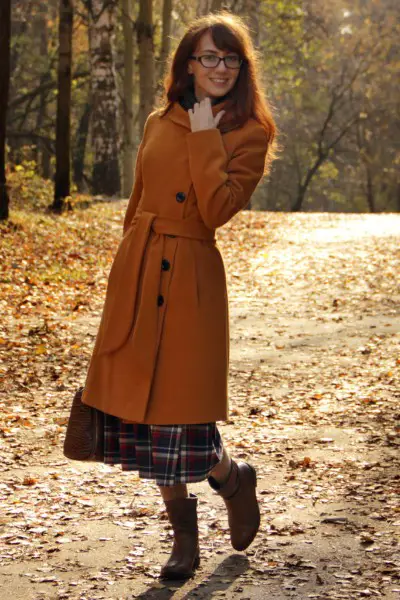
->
[[189, 54, 243, 70]]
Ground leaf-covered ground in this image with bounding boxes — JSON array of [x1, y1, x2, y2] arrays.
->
[[0, 204, 399, 600]]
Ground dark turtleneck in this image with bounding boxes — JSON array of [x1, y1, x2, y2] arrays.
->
[[178, 84, 230, 111]]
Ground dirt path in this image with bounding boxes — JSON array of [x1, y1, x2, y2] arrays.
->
[[1, 211, 399, 599]]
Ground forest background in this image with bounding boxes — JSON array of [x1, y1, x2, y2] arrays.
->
[[0, 4, 399, 595], [0, 0, 398, 220]]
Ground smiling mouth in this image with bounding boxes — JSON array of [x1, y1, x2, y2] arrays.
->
[[210, 78, 229, 83]]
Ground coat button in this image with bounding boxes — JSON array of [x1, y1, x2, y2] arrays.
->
[[161, 259, 170, 271], [176, 191, 186, 203], [157, 294, 164, 307]]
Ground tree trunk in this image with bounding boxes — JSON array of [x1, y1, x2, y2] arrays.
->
[[52, 0, 73, 213], [211, 0, 223, 12], [237, 0, 261, 211], [291, 146, 328, 211], [397, 182, 400, 213], [158, 0, 172, 87], [248, 0, 261, 48], [292, 186, 306, 212], [197, 0, 210, 16], [33, 2, 51, 179], [122, 0, 134, 196], [365, 164, 376, 213], [6, 7, 28, 171], [137, 0, 154, 137], [0, 0, 11, 221], [88, 0, 120, 196], [73, 101, 91, 192]]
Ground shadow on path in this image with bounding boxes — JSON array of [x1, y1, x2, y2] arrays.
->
[[134, 554, 250, 599]]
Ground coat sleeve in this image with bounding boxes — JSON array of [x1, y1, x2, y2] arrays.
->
[[122, 112, 155, 235], [186, 121, 268, 229]]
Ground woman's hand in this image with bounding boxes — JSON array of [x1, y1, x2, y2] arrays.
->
[[188, 97, 225, 132]]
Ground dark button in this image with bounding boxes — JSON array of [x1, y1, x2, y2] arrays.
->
[[161, 259, 170, 271], [157, 294, 164, 307], [176, 191, 186, 203]]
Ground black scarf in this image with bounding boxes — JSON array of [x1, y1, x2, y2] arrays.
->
[[178, 84, 230, 111]]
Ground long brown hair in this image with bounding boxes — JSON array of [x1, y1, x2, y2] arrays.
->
[[159, 11, 278, 173]]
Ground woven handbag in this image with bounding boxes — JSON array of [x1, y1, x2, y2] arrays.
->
[[63, 386, 105, 462]]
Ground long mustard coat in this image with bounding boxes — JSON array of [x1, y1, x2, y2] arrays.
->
[[81, 99, 268, 424]]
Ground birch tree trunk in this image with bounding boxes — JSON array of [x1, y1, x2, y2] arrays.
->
[[53, 0, 73, 213], [137, 0, 154, 137], [122, 0, 134, 196], [88, 0, 120, 196], [0, 0, 11, 220]]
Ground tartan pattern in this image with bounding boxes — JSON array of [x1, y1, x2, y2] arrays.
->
[[103, 414, 224, 486]]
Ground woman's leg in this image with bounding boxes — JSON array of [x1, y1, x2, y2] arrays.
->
[[158, 483, 199, 580], [158, 483, 188, 501], [207, 445, 232, 485]]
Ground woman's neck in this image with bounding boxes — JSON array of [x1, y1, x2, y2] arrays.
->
[[178, 84, 230, 111]]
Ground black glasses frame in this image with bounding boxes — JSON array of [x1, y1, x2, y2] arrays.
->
[[189, 55, 243, 69]]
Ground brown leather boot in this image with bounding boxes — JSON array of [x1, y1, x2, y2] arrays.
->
[[160, 494, 200, 580], [208, 460, 260, 551]]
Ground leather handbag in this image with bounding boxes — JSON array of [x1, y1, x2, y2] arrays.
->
[[63, 386, 105, 462]]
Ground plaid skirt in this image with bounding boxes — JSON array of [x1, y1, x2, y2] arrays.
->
[[103, 414, 224, 486]]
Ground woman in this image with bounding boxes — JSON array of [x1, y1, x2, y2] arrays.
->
[[81, 11, 277, 580]]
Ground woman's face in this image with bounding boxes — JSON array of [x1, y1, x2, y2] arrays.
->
[[188, 30, 241, 101]]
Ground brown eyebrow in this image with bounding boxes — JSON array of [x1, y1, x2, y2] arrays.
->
[[199, 49, 238, 55]]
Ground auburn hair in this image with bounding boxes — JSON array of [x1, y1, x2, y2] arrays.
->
[[159, 11, 278, 174]]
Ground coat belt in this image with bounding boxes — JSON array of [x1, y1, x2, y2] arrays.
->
[[97, 211, 215, 359]]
